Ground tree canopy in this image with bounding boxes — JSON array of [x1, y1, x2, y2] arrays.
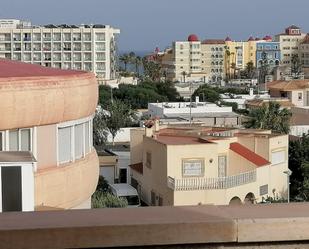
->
[[243, 102, 291, 134], [98, 81, 181, 109]]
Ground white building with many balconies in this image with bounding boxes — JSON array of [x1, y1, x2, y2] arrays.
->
[[0, 19, 120, 84]]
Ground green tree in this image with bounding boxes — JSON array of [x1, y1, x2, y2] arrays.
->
[[244, 61, 255, 79], [92, 191, 128, 208], [119, 53, 130, 71], [243, 102, 291, 134], [142, 58, 162, 81], [259, 51, 269, 84], [224, 46, 231, 82], [134, 56, 143, 77], [289, 134, 309, 201], [104, 100, 137, 145], [192, 84, 221, 103], [291, 54, 302, 79], [93, 107, 108, 147]]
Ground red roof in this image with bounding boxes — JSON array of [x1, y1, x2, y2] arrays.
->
[[0, 59, 86, 78], [188, 34, 199, 42], [230, 142, 270, 167], [129, 162, 143, 174]]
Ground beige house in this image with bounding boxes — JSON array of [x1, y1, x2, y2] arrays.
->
[[130, 124, 289, 206], [274, 25, 306, 67]]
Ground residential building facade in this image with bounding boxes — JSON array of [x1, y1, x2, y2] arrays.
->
[[0, 19, 120, 84], [201, 39, 225, 82], [0, 59, 99, 212], [256, 40, 281, 69], [130, 124, 289, 206], [274, 25, 306, 66]]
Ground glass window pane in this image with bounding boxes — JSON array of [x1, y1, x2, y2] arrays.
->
[[9, 130, 18, 151], [85, 122, 89, 154], [75, 124, 84, 159], [21, 129, 31, 151], [58, 127, 71, 163], [90, 119, 93, 150]]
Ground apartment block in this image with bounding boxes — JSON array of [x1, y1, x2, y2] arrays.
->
[[130, 123, 289, 206], [0, 19, 120, 83], [274, 25, 306, 66]]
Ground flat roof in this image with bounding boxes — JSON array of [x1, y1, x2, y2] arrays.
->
[[0, 151, 36, 163]]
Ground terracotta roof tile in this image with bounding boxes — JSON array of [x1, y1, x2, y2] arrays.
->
[[267, 80, 309, 91], [230, 142, 270, 167]]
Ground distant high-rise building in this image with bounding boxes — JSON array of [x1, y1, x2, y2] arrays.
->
[[0, 19, 120, 84]]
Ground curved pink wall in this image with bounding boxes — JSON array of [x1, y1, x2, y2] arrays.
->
[[0, 72, 98, 130]]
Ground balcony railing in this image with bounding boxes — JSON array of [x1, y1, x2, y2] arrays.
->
[[168, 170, 256, 191]]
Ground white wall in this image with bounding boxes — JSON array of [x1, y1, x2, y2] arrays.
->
[[107, 127, 134, 143]]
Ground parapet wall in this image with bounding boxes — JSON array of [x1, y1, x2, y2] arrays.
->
[[1, 203, 309, 248]]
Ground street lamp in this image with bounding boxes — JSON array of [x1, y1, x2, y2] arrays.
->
[[283, 169, 292, 203]]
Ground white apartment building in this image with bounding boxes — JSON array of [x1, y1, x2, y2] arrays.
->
[[274, 25, 306, 66], [0, 19, 120, 83]]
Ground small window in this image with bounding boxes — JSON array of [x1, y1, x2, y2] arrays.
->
[[298, 93, 302, 100], [260, 184, 268, 196], [9, 130, 18, 151], [58, 127, 72, 164], [20, 129, 31, 151], [146, 152, 152, 168], [0, 132, 3, 151], [182, 159, 204, 177], [271, 150, 285, 165]]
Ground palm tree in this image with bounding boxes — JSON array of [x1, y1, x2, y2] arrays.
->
[[243, 101, 292, 134], [182, 71, 187, 83], [134, 56, 143, 77], [230, 62, 236, 79], [245, 61, 255, 79], [291, 54, 302, 79], [224, 46, 231, 82], [119, 53, 130, 71]]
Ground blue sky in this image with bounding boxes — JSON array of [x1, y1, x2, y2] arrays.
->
[[1, 0, 309, 52]]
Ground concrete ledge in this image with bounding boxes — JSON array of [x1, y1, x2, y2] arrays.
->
[[0, 203, 309, 248]]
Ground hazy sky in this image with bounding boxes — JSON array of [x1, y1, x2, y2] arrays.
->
[[1, 0, 309, 52]]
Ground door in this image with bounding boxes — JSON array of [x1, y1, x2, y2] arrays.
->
[[218, 156, 227, 177], [119, 168, 127, 183], [1, 166, 22, 212]]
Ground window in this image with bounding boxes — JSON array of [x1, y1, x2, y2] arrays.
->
[[298, 93, 303, 100], [85, 121, 90, 154], [260, 184, 268, 196], [182, 159, 204, 177], [58, 127, 72, 163], [9, 130, 18, 151], [271, 150, 285, 165], [74, 124, 84, 159], [20, 129, 31, 151], [146, 152, 152, 168]]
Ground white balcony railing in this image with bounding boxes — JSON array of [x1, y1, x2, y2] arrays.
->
[[168, 170, 256, 191]]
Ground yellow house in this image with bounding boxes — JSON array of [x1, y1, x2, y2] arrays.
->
[[130, 123, 289, 206]]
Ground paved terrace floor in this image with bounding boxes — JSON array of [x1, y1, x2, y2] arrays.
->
[[1, 203, 309, 248]]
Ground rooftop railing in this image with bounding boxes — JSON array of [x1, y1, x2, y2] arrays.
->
[[168, 170, 256, 191]]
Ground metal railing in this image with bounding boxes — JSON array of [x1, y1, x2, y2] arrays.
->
[[168, 170, 256, 191]]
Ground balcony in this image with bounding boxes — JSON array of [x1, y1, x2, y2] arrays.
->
[[168, 170, 256, 191]]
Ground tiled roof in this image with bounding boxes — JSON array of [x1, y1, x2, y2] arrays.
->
[[129, 162, 143, 174], [267, 80, 309, 91], [0, 59, 86, 78], [230, 142, 270, 167], [246, 99, 294, 108]]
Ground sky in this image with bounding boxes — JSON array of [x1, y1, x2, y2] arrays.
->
[[1, 0, 309, 53]]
